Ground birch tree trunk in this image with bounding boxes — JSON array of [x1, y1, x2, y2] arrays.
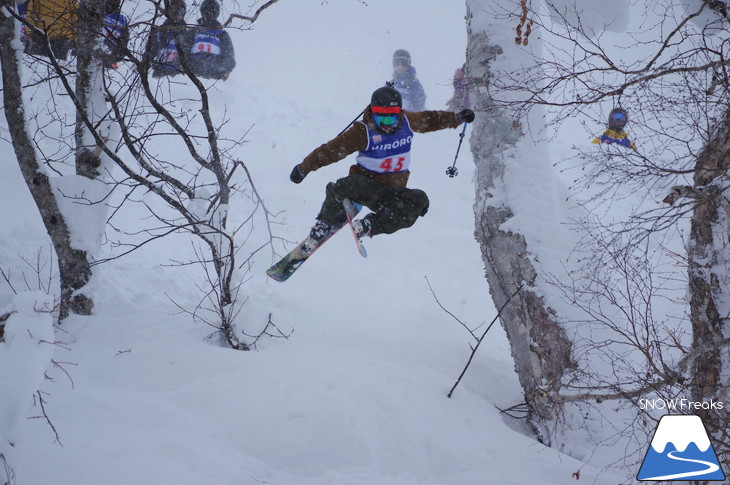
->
[[75, 0, 106, 178], [686, 107, 730, 452], [466, 3, 573, 446], [0, 3, 93, 318]]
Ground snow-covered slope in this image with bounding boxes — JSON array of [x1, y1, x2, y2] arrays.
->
[[0, 1, 626, 484]]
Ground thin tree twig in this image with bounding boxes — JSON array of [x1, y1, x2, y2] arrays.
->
[[224, 0, 282, 27], [31, 391, 62, 446], [425, 276, 477, 340], [448, 285, 523, 398]]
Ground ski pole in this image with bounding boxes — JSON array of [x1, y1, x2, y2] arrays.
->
[[337, 107, 367, 137], [446, 122, 468, 178]]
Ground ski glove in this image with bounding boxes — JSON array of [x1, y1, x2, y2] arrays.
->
[[456, 109, 475, 123], [290, 164, 306, 184]]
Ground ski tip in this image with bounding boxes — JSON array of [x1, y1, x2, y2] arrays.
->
[[265, 270, 287, 282], [266, 264, 294, 282]]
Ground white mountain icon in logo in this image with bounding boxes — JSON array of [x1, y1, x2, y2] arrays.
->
[[637, 414, 725, 481]]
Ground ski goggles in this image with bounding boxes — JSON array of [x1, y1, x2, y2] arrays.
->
[[372, 106, 401, 127], [374, 114, 399, 126], [610, 112, 626, 124]]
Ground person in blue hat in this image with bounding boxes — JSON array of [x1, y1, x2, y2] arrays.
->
[[592, 107, 636, 149]]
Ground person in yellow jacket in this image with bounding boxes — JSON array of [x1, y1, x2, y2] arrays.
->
[[592, 107, 636, 149], [23, 0, 77, 59]]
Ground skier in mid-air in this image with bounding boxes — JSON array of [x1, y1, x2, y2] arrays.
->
[[266, 85, 474, 282], [289, 85, 474, 248]]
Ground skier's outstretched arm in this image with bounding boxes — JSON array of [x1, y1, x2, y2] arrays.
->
[[290, 123, 368, 183], [407, 109, 472, 133]]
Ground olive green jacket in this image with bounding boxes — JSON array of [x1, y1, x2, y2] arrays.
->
[[300, 108, 460, 188]]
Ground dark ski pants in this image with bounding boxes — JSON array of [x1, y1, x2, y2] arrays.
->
[[316, 174, 429, 236]]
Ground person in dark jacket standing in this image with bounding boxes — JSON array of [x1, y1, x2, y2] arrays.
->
[[188, 0, 235, 80], [289, 86, 474, 250], [148, 0, 190, 77], [390, 49, 426, 112]]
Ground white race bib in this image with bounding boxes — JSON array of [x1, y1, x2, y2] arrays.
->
[[191, 42, 221, 56], [356, 153, 411, 174]]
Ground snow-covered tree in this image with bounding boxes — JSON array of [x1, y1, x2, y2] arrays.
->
[[466, 15, 573, 446], [1, 1, 284, 479], [467, 0, 730, 471], [1, 0, 281, 344], [0, 1, 94, 319]]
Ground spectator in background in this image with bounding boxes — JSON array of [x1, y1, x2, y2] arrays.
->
[[24, 0, 77, 60], [446, 63, 469, 111], [390, 49, 426, 111], [148, 0, 190, 78], [187, 0, 235, 80], [17, 0, 30, 48], [592, 107, 636, 149], [101, 0, 129, 68]]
